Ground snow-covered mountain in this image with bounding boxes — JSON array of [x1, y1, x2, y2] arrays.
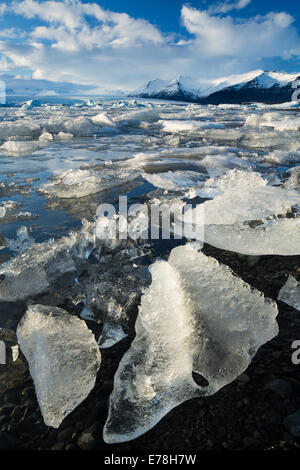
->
[[130, 70, 300, 104]]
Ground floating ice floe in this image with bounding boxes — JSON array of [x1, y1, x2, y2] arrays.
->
[[39, 131, 53, 142], [91, 112, 117, 128], [142, 170, 207, 191], [265, 150, 300, 165], [103, 243, 278, 443], [21, 99, 41, 109], [80, 263, 151, 348], [159, 119, 225, 133], [55, 131, 73, 140], [39, 169, 106, 199], [245, 113, 300, 131], [0, 220, 95, 301], [0, 140, 49, 157], [39, 167, 139, 199], [62, 116, 100, 136], [278, 275, 300, 311], [117, 108, 159, 124], [17, 304, 101, 428]]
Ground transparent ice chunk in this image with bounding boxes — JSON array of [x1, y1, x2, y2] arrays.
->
[[17, 304, 101, 428], [104, 243, 278, 443]]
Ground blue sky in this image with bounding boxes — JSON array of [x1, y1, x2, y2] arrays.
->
[[0, 0, 299, 91]]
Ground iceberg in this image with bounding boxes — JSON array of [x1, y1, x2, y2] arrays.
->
[[17, 304, 101, 428], [103, 243, 278, 443]]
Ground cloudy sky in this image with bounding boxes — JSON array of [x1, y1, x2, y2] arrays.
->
[[0, 0, 299, 92]]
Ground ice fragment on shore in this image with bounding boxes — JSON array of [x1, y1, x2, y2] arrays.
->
[[17, 304, 101, 428], [80, 263, 151, 348], [278, 275, 300, 311], [104, 243, 278, 443]]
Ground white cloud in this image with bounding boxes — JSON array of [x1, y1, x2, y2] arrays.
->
[[0, 4, 6, 16], [0, 1, 299, 91], [211, 0, 252, 14], [181, 6, 297, 58]]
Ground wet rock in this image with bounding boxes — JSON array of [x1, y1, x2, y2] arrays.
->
[[77, 422, 100, 450], [57, 427, 74, 443], [283, 410, 300, 437], [264, 379, 293, 399]]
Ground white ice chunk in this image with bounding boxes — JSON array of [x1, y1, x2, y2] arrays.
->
[[118, 108, 159, 124], [56, 131, 73, 140], [0, 140, 46, 157], [183, 185, 300, 225], [186, 169, 266, 199], [39, 131, 53, 142], [278, 275, 300, 311], [265, 150, 300, 165], [143, 170, 206, 191], [202, 218, 300, 256], [283, 166, 300, 190], [63, 116, 99, 135], [39, 168, 139, 199], [91, 112, 117, 128], [159, 119, 224, 132], [104, 243, 278, 443], [17, 304, 101, 428]]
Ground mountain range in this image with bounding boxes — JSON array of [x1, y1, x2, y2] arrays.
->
[[130, 70, 300, 104]]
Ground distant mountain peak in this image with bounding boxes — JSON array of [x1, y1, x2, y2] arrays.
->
[[130, 70, 300, 105]]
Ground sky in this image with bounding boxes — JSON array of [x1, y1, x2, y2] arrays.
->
[[0, 0, 299, 92]]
